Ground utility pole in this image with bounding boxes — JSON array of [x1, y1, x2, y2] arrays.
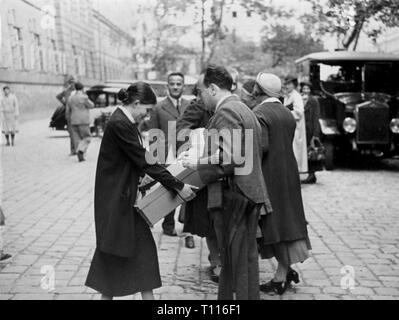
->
[[201, 0, 206, 69]]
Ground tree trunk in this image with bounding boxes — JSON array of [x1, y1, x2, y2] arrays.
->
[[342, 17, 365, 50]]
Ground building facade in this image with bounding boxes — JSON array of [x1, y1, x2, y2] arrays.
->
[[0, 0, 136, 120]]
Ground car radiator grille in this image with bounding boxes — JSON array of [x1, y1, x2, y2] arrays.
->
[[356, 102, 390, 144]]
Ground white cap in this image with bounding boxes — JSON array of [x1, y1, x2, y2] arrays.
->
[[256, 72, 282, 98]]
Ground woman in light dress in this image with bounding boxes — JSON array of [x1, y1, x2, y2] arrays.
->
[[283, 76, 308, 175]]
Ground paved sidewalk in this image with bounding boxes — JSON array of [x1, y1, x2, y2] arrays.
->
[[0, 119, 398, 300]]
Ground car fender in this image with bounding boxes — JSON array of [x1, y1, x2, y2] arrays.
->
[[320, 119, 340, 136]]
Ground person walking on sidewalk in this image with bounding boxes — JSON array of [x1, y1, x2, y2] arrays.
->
[[66, 82, 94, 162], [56, 77, 76, 156], [1, 86, 19, 147]]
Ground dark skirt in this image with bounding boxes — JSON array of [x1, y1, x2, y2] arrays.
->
[[85, 211, 161, 297], [182, 189, 212, 238]]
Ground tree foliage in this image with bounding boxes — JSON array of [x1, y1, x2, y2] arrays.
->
[[302, 0, 399, 50], [262, 25, 325, 68]]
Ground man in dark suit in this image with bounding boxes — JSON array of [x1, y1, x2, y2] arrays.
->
[[183, 65, 272, 300], [145, 72, 191, 237]]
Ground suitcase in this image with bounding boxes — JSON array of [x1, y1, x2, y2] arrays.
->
[[136, 163, 205, 228]]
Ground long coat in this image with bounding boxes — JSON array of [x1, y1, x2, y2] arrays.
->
[[66, 92, 94, 126], [198, 95, 272, 300], [304, 95, 321, 145], [144, 97, 190, 163], [253, 101, 309, 245], [94, 108, 184, 258], [1, 94, 19, 134], [285, 90, 308, 174]]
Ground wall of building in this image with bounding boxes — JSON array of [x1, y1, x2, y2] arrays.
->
[[0, 0, 136, 121]]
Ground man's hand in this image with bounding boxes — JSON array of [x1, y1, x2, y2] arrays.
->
[[181, 151, 199, 170], [177, 184, 199, 202]]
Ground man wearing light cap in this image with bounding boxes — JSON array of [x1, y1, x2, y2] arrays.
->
[[252, 72, 312, 296]]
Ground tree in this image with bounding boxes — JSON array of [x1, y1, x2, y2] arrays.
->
[[302, 0, 399, 50], [261, 25, 325, 68]]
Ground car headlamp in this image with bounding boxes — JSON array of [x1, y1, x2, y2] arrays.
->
[[390, 118, 399, 134], [343, 117, 357, 134]]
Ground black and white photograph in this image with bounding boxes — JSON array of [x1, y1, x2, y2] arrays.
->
[[0, 0, 399, 303]]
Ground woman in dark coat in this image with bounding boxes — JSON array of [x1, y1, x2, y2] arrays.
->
[[252, 73, 311, 295], [85, 83, 197, 300], [300, 82, 321, 184]]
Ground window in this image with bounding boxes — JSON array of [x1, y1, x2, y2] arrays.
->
[[232, 11, 237, 18], [34, 34, 44, 71]]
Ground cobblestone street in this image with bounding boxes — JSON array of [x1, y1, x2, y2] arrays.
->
[[0, 119, 398, 300]]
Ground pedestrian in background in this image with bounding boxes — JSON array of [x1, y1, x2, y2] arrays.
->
[[253, 73, 311, 296], [0, 206, 12, 264], [66, 82, 94, 162], [1, 86, 19, 147], [56, 76, 76, 156], [300, 81, 322, 184], [283, 75, 308, 175]]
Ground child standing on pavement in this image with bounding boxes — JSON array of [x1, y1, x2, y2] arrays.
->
[[0, 206, 12, 264]]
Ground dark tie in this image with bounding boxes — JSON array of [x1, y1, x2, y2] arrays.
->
[[177, 100, 181, 115]]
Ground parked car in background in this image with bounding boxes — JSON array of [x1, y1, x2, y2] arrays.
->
[[296, 51, 399, 169]]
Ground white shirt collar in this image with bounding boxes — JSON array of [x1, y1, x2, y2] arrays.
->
[[216, 94, 234, 112], [118, 106, 136, 124], [168, 96, 181, 109], [261, 97, 281, 105]]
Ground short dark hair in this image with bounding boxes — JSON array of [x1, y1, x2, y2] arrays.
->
[[3, 86, 10, 91], [203, 65, 233, 91], [75, 82, 84, 91], [118, 82, 157, 106], [242, 79, 256, 94], [168, 72, 185, 83]]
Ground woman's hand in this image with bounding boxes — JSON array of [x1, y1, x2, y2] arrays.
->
[[177, 184, 199, 202]]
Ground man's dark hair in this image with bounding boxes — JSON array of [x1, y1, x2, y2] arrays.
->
[[242, 79, 256, 94], [168, 72, 185, 83], [203, 65, 233, 91], [75, 82, 84, 91], [3, 86, 10, 91]]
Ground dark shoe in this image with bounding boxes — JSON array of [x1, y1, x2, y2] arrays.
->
[[185, 236, 195, 249], [69, 152, 77, 156], [77, 151, 85, 162], [5, 142, 10, 146], [260, 280, 287, 295], [209, 266, 221, 284], [163, 229, 178, 237], [286, 268, 300, 285], [0, 253, 12, 264], [301, 174, 317, 185]]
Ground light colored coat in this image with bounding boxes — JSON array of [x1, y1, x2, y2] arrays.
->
[[1, 94, 19, 134], [66, 91, 94, 126], [284, 90, 308, 174]]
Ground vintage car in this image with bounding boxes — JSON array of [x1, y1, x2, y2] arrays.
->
[[296, 51, 399, 169]]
